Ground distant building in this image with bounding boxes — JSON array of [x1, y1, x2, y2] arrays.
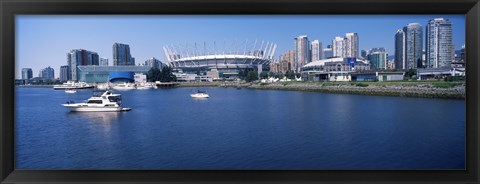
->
[[67, 49, 100, 81], [426, 18, 453, 68], [311, 40, 323, 61], [395, 23, 423, 69], [361, 49, 368, 59], [21, 68, 33, 80], [367, 48, 388, 70], [100, 57, 109, 66], [76, 65, 151, 83], [60, 65, 69, 81], [332, 36, 345, 58], [113, 43, 135, 66], [345, 33, 359, 58], [294, 35, 311, 72], [39, 66, 54, 80], [145, 57, 164, 69], [323, 45, 334, 59]]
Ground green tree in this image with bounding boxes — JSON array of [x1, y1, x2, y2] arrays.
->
[[285, 70, 295, 79], [246, 71, 259, 82], [259, 71, 269, 79], [147, 68, 161, 82]]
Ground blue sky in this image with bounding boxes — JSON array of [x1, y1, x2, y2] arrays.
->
[[16, 15, 465, 79]]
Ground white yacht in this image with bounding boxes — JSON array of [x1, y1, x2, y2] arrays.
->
[[62, 90, 131, 112], [95, 83, 110, 90], [111, 82, 136, 90], [190, 90, 209, 98], [53, 81, 94, 90], [136, 82, 156, 90]]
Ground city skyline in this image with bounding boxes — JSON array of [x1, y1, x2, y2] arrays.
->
[[16, 15, 465, 79]]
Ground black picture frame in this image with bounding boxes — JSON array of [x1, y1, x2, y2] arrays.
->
[[1, 0, 479, 183]]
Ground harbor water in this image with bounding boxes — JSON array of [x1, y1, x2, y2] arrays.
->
[[15, 87, 465, 169]]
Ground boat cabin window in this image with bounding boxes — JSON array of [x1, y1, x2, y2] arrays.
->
[[87, 100, 103, 104], [108, 96, 121, 102]]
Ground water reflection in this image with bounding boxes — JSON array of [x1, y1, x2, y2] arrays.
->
[[68, 112, 121, 124]]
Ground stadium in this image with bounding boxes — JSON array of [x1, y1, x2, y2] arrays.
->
[[163, 40, 276, 79]]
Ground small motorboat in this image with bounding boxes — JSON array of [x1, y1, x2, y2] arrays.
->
[[62, 90, 131, 112], [190, 90, 209, 98]]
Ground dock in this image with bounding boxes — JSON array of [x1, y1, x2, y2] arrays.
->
[[155, 82, 179, 87]]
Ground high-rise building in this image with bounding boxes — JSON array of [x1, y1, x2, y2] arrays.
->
[[100, 57, 109, 66], [367, 48, 388, 70], [67, 49, 100, 81], [39, 66, 54, 79], [426, 18, 453, 68], [294, 35, 310, 72], [395, 23, 423, 69], [323, 45, 333, 59], [395, 29, 406, 69], [332, 36, 345, 58], [145, 57, 164, 69], [21, 68, 33, 80], [60, 65, 70, 81], [460, 44, 466, 63], [404, 23, 423, 69], [113, 43, 135, 66], [311, 40, 323, 61], [345, 33, 359, 58]]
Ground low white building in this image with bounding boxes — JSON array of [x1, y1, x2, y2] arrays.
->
[[134, 73, 147, 83]]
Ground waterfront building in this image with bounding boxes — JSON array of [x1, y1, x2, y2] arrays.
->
[[67, 49, 100, 81], [145, 57, 164, 69], [163, 40, 275, 79], [100, 57, 109, 66], [351, 71, 405, 81], [39, 66, 54, 80], [295, 35, 311, 72], [332, 36, 345, 58], [426, 18, 453, 68], [416, 68, 464, 80], [311, 40, 323, 61], [367, 48, 388, 70], [345, 33, 359, 58], [21, 68, 33, 80], [113, 43, 135, 66], [60, 65, 69, 81], [76, 65, 151, 83], [323, 45, 334, 59], [395, 23, 423, 69], [301, 57, 370, 73]]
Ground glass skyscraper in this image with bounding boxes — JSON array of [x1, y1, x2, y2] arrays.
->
[[67, 49, 100, 81], [60, 65, 70, 81], [367, 48, 388, 70], [113, 43, 135, 66], [21, 68, 33, 80], [426, 18, 453, 68], [394, 29, 406, 69], [39, 66, 54, 80], [395, 23, 423, 69]]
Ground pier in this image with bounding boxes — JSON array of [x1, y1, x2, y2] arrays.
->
[[155, 82, 179, 87]]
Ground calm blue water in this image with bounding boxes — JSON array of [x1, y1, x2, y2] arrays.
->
[[15, 87, 465, 169]]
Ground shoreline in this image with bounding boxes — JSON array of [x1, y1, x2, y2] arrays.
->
[[177, 81, 465, 99], [16, 81, 465, 99]]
